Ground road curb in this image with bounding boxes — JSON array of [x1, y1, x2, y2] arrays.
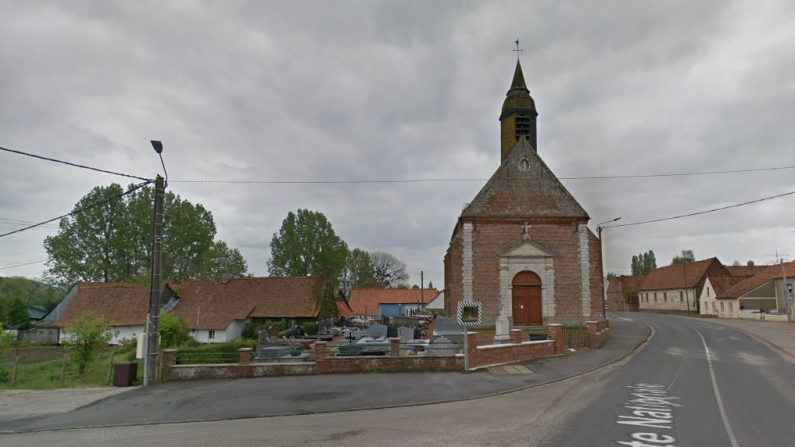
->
[[653, 312, 795, 360], [0, 320, 654, 436]]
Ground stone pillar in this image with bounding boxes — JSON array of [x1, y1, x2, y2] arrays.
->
[[510, 329, 523, 344], [547, 324, 562, 355], [314, 341, 327, 361], [578, 224, 591, 317], [586, 321, 597, 348], [390, 338, 401, 357], [161, 349, 177, 382], [238, 348, 253, 366]]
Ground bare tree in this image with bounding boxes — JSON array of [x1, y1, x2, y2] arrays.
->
[[370, 252, 409, 288], [340, 248, 379, 296]]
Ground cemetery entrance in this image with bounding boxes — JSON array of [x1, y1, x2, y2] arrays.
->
[[512, 271, 542, 326]]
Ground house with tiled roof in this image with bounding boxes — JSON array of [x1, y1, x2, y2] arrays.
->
[[699, 275, 751, 317], [726, 262, 758, 277], [171, 273, 344, 343], [349, 288, 439, 320], [606, 276, 645, 312], [638, 258, 730, 313], [710, 261, 795, 319], [43, 282, 178, 344]]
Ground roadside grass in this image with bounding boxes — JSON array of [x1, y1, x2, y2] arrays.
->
[[0, 345, 143, 390]]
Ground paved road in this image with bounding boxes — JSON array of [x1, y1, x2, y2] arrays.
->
[[546, 313, 795, 446], [0, 316, 648, 433], [6, 314, 792, 446]]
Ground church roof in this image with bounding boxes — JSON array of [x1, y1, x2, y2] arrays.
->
[[461, 138, 589, 219], [501, 60, 536, 117]]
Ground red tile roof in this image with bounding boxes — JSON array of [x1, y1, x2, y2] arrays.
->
[[54, 283, 150, 328], [718, 265, 781, 299], [171, 276, 328, 329], [348, 288, 439, 316], [606, 276, 645, 294], [639, 258, 729, 291], [705, 275, 749, 296], [726, 265, 755, 277], [772, 260, 795, 279]]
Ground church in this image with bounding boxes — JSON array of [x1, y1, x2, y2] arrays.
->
[[444, 60, 605, 332]]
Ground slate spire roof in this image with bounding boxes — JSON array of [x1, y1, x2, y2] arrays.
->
[[460, 137, 589, 219], [502, 60, 536, 117]]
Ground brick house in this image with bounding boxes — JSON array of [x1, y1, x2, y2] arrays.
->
[[638, 258, 730, 313], [44, 282, 178, 345], [348, 288, 439, 320], [444, 60, 605, 333], [606, 276, 645, 312]]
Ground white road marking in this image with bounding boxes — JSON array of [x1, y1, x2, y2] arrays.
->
[[694, 328, 740, 447], [619, 317, 633, 321]]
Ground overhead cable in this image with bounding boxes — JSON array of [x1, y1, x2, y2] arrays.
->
[[0, 180, 152, 239], [0, 146, 151, 182]]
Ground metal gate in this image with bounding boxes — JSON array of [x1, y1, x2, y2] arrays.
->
[[562, 325, 587, 349]]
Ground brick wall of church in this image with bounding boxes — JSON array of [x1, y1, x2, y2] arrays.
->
[[589, 230, 606, 318], [446, 217, 592, 327]]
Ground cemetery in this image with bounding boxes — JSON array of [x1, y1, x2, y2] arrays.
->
[[159, 312, 611, 382]]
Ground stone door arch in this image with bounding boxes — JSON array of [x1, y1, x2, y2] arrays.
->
[[512, 271, 542, 326]]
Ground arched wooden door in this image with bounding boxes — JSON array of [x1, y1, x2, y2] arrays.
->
[[512, 271, 542, 326]]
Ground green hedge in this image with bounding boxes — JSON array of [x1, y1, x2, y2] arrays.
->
[[177, 339, 257, 355], [302, 322, 317, 335]]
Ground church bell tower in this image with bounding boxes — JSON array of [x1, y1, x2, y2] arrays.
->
[[500, 60, 538, 161]]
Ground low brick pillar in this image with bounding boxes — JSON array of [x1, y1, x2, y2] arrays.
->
[[586, 321, 597, 348], [605, 319, 610, 329], [547, 324, 562, 355], [314, 341, 327, 361], [509, 329, 523, 344], [161, 349, 178, 382], [390, 338, 401, 357], [238, 348, 253, 365], [465, 331, 478, 368]]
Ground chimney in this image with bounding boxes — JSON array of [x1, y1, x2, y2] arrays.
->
[[748, 261, 755, 276], [221, 272, 233, 284]]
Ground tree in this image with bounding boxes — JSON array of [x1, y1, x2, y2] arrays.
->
[[631, 250, 657, 276], [0, 294, 31, 329], [732, 260, 742, 267], [606, 272, 619, 280], [44, 183, 247, 286], [340, 248, 379, 296], [62, 311, 111, 375], [159, 312, 191, 348], [371, 252, 409, 288], [428, 281, 434, 289], [671, 250, 696, 265], [267, 209, 349, 287], [197, 241, 251, 280]]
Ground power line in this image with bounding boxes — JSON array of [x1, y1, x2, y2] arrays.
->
[[0, 217, 60, 229], [169, 165, 795, 184], [603, 189, 795, 229], [0, 180, 152, 239], [0, 258, 49, 271], [0, 145, 151, 182]]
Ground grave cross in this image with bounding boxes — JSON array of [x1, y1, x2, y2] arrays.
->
[[514, 39, 523, 60]]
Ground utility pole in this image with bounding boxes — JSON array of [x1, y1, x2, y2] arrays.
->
[[144, 173, 165, 386], [421, 271, 424, 310], [781, 259, 791, 322], [597, 217, 620, 318]]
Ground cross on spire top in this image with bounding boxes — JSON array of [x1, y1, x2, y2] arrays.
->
[[514, 39, 523, 60]]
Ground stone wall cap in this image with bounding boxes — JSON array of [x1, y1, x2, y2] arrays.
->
[[509, 329, 523, 332], [547, 324, 563, 327], [162, 349, 179, 353], [238, 347, 254, 351]]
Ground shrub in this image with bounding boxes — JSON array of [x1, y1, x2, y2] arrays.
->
[[301, 322, 317, 335], [62, 311, 111, 375], [240, 322, 257, 340], [277, 329, 289, 338], [160, 312, 191, 348]]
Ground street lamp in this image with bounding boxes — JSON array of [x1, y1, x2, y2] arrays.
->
[[597, 217, 621, 318]]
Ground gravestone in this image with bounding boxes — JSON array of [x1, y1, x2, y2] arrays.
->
[[430, 336, 457, 355]]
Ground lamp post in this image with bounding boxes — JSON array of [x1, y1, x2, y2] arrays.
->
[[597, 218, 621, 318]]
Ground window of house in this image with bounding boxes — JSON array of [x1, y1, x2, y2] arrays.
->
[[208, 330, 216, 340], [680, 291, 684, 302], [707, 287, 710, 297], [664, 292, 668, 301], [654, 293, 657, 302], [713, 302, 717, 313], [729, 302, 733, 313], [720, 302, 724, 312]]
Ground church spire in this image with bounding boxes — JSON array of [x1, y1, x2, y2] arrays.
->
[[500, 59, 538, 161]]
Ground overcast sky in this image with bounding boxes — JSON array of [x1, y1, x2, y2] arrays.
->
[[2, 0, 794, 286]]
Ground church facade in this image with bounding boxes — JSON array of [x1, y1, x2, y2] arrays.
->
[[444, 61, 605, 330]]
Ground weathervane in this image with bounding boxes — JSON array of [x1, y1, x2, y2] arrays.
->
[[514, 39, 523, 60]]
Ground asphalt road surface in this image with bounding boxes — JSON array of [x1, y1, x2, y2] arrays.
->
[[3, 313, 795, 446]]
